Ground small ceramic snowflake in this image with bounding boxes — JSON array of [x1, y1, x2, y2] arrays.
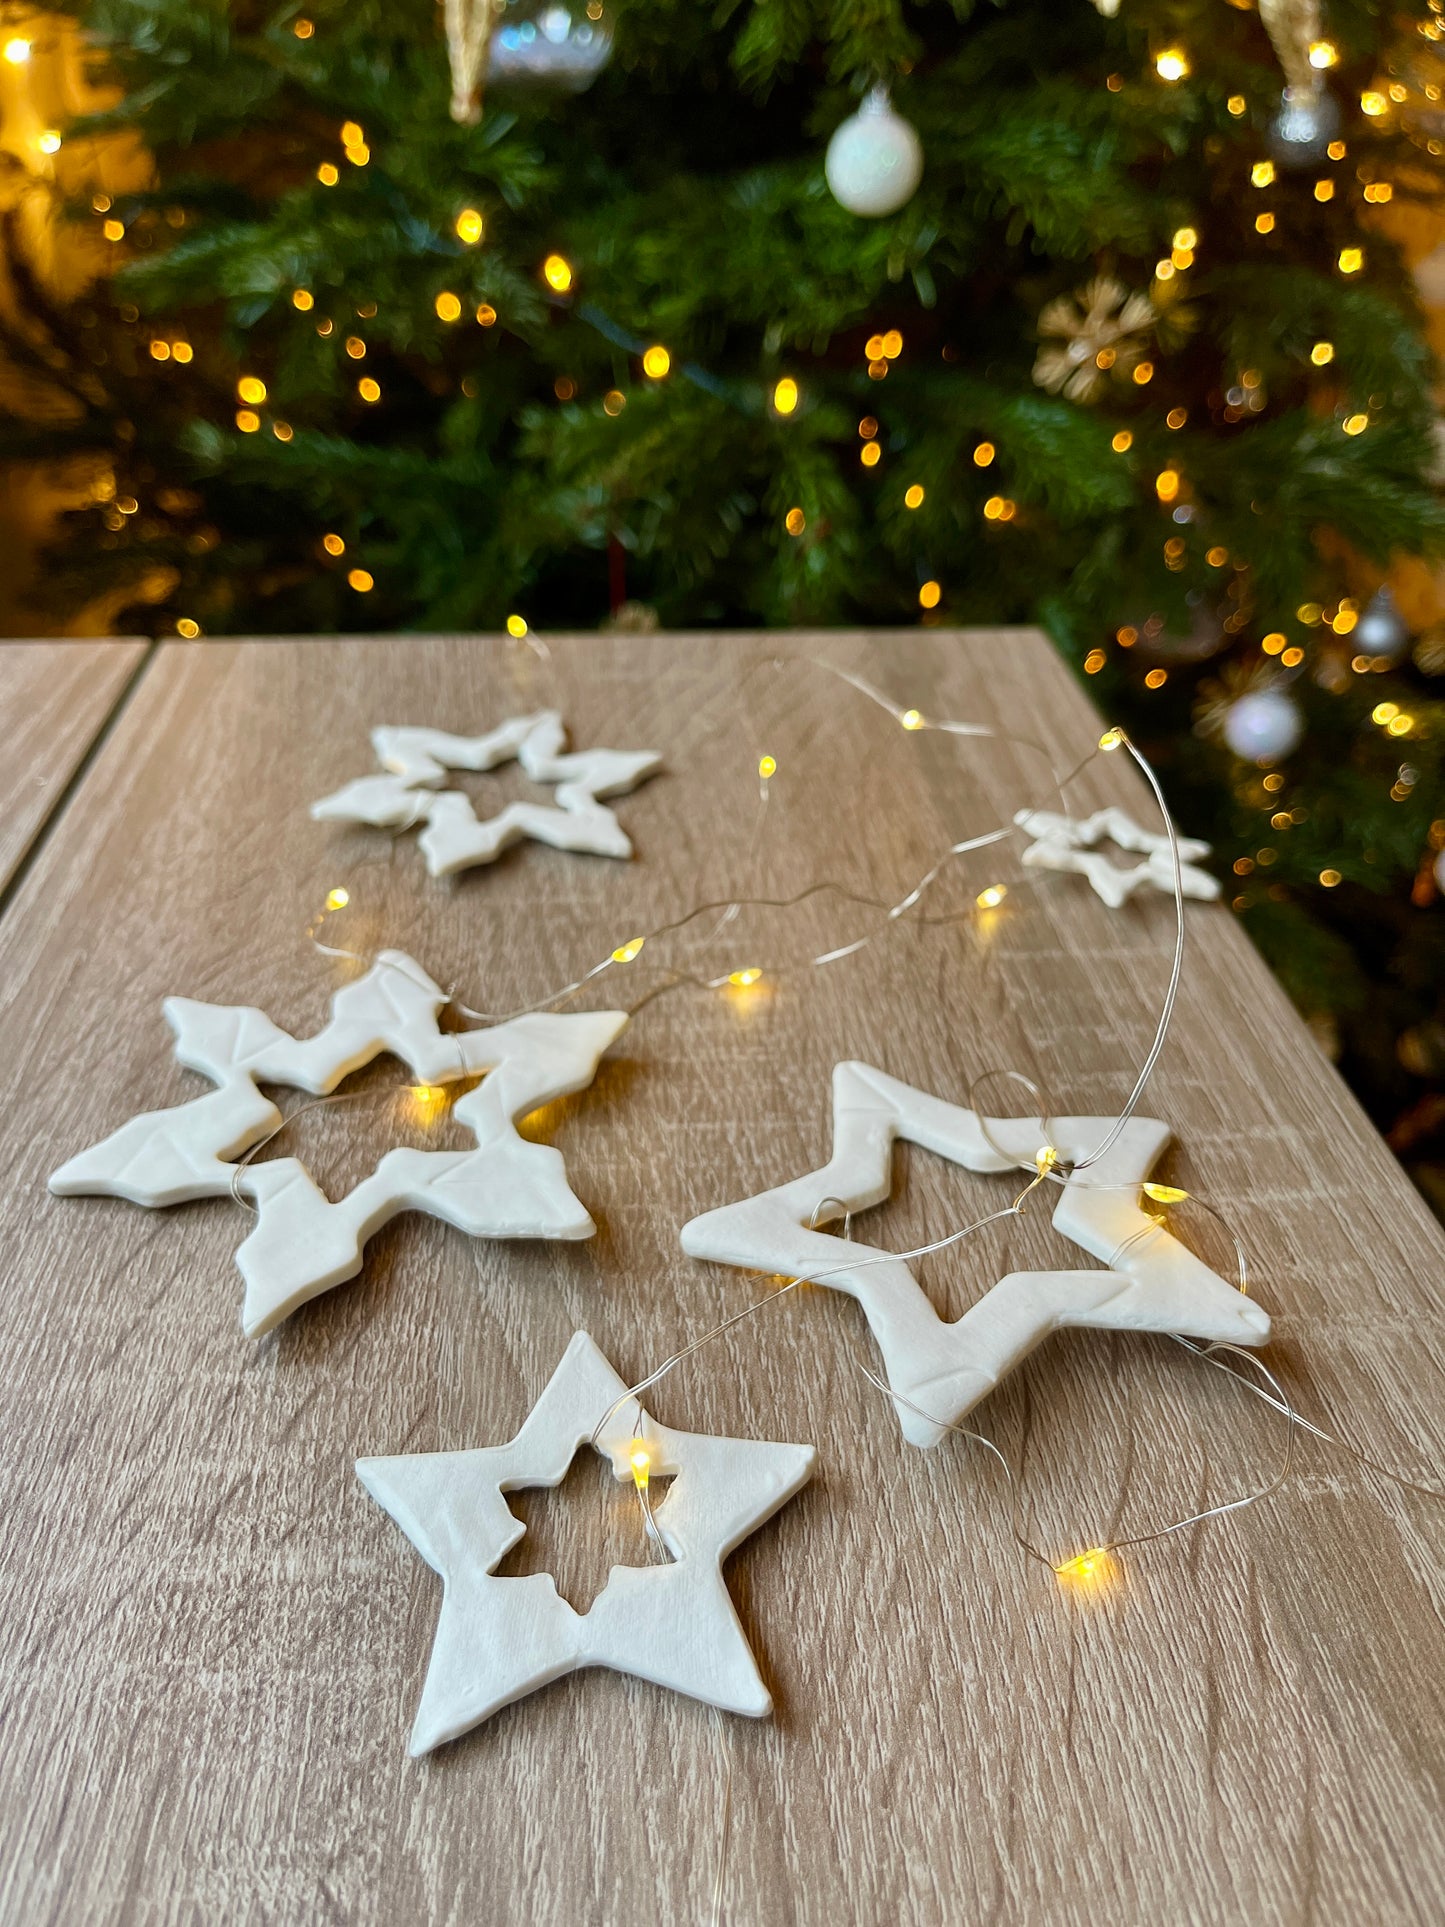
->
[[311, 711, 662, 878], [1014, 805, 1220, 909]]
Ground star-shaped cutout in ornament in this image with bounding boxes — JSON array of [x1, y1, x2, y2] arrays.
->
[[311, 712, 662, 879], [681, 1062, 1268, 1449], [49, 951, 627, 1337], [358, 1331, 816, 1753], [1013, 806, 1220, 909]]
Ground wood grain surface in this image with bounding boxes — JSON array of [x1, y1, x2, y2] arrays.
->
[[0, 638, 149, 899], [2, 629, 1444, 1927]]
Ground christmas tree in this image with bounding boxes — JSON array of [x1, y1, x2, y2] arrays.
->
[[2, 0, 1445, 1203]]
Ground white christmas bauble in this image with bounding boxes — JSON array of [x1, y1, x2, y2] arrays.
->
[[1353, 585, 1410, 663], [825, 86, 923, 218], [1222, 688, 1303, 762], [1266, 85, 1341, 168]]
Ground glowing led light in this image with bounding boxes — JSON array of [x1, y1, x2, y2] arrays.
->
[[37, 130, 61, 154], [238, 376, 267, 405], [1155, 470, 1180, 503], [358, 377, 381, 402], [317, 162, 339, 185], [1373, 702, 1399, 724], [506, 613, 528, 638], [345, 335, 366, 359], [973, 441, 995, 467], [346, 142, 369, 166], [784, 507, 806, 536], [859, 417, 878, 438], [728, 967, 762, 988], [1142, 1181, 1189, 1204], [1227, 94, 1246, 116], [1056, 1548, 1111, 1584], [1173, 227, 1197, 250], [900, 708, 924, 730], [1388, 714, 1414, 736], [348, 568, 374, 592], [918, 581, 941, 610], [602, 389, 625, 416], [629, 1443, 651, 1490], [1360, 91, 1387, 116], [758, 754, 777, 779], [293, 16, 314, 36], [1111, 430, 1133, 453], [1311, 341, 1334, 366], [1315, 178, 1335, 201], [176, 618, 201, 639], [642, 344, 671, 379], [456, 207, 484, 245], [975, 885, 1007, 910], [1166, 407, 1188, 430], [1262, 632, 1286, 655], [435, 291, 462, 322], [1133, 361, 1154, 385], [1251, 160, 1276, 187], [476, 303, 497, 328], [1342, 413, 1369, 436], [904, 484, 925, 509], [611, 937, 645, 963], [1309, 40, 1337, 68], [236, 410, 260, 433], [1144, 667, 1168, 688], [1084, 649, 1107, 673], [320, 534, 345, 558], [861, 442, 882, 468], [4, 37, 32, 63], [325, 887, 350, 911], [1255, 212, 1276, 234], [149, 340, 170, 362], [772, 376, 799, 416], [1099, 727, 1124, 752], [1320, 868, 1342, 887], [103, 218, 124, 242], [1281, 646, 1303, 667], [1338, 247, 1363, 273], [1155, 259, 1175, 282], [1155, 49, 1188, 81], [341, 120, 364, 146], [881, 329, 903, 358], [542, 253, 573, 293]]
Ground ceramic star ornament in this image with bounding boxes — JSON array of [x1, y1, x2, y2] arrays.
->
[[358, 1331, 816, 1752], [311, 712, 662, 879], [1013, 805, 1220, 909], [49, 951, 627, 1337], [681, 1062, 1269, 1449]]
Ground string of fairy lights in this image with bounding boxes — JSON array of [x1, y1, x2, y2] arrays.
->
[[9, 4, 1437, 652]]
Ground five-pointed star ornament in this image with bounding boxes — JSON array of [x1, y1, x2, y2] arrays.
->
[[311, 711, 662, 879], [1013, 805, 1220, 909], [358, 1331, 816, 1753], [49, 951, 627, 1337], [681, 1062, 1270, 1449]]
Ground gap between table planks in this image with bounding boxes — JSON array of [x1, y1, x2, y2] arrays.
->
[[0, 638, 151, 903], [1, 630, 1444, 1927]]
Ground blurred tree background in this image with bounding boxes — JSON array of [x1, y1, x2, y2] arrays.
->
[[2, 0, 1445, 1208]]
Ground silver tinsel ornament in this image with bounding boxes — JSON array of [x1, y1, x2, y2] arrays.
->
[[1354, 586, 1411, 663], [489, 2, 612, 90], [1266, 85, 1341, 167]]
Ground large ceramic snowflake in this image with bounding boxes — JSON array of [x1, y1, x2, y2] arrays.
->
[[1013, 805, 1220, 909], [311, 712, 662, 878], [50, 951, 627, 1337]]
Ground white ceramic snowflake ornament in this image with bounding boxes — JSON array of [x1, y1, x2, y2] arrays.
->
[[311, 712, 662, 878], [358, 1331, 816, 1753], [49, 952, 627, 1337], [681, 1062, 1269, 1449], [1014, 806, 1220, 909]]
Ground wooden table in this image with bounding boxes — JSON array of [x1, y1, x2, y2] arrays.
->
[[2, 630, 1443, 1926]]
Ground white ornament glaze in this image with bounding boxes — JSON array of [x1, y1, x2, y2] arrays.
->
[[50, 951, 626, 1337], [681, 1062, 1269, 1449], [312, 711, 662, 878], [1014, 805, 1220, 909], [1221, 688, 1303, 763], [824, 86, 923, 218], [358, 1331, 816, 1752]]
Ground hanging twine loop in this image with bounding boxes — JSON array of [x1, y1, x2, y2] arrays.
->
[[446, 0, 498, 123], [1258, 0, 1322, 96]]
